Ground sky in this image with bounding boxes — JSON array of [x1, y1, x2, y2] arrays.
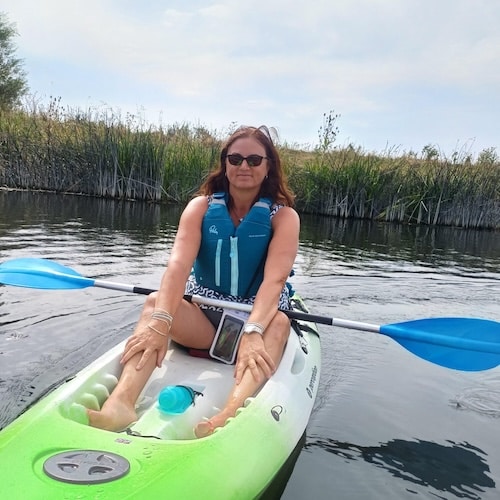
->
[[2, 0, 499, 157]]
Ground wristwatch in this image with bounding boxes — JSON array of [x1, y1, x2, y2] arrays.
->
[[243, 322, 265, 335]]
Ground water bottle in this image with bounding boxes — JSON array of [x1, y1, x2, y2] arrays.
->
[[158, 385, 195, 414]]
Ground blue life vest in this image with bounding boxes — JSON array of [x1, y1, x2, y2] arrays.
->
[[193, 193, 273, 297]]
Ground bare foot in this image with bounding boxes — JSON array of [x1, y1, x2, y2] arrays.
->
[[194, 409, 235, 438], [87, 399, 137, 432], [194, 419, 214, 438]]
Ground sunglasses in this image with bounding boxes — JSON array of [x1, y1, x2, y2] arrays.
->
[[226, 154, 269, 167]]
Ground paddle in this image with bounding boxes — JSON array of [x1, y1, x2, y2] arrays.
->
[[1, 257, 499, 372]]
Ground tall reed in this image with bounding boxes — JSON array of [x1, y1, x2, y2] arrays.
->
[[0, 103, 498, 229], [289, 145, 499, 229], [0, 100, 220, 202]]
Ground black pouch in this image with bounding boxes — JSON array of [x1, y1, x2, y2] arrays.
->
[[209, 310, 249, 364]]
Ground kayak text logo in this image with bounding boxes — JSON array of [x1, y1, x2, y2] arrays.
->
[[306, 365, 318, 398]]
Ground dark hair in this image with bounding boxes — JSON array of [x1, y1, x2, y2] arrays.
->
[[197, 125, 295, 206]]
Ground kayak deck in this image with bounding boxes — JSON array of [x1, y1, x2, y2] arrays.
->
[[61, 340, 238, 441], [0, 295, 321, 499]]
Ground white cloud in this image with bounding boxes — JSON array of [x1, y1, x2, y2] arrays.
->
[[2, 0, 499, 153]]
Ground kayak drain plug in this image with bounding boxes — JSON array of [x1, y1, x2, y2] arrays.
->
[[43, 450, 130, 484]]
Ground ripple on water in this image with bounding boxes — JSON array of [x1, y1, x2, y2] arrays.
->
[[451, 387, 500, 418]]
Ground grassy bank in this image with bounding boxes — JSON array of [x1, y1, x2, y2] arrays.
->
[[1, 102, 498, 229], [0, 99, 219, 203], [288, 146, 499, 229]]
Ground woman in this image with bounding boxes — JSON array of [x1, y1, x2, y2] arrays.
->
[[88, 125, 300, 437]]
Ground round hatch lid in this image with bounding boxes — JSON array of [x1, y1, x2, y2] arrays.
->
[[43, 450, 130, 484]]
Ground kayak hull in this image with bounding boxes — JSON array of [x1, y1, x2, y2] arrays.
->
[[0, 296, 321, 499]]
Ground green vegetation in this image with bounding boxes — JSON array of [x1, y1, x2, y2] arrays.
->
[[289, 146, 499, 229], [0, 104, 498, 229], [0, 98, 219, 202], [0, 12, 28, 110]]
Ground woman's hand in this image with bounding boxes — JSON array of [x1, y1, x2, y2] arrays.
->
[[120, 325, 169, 370], [235, 333, 276, 384]]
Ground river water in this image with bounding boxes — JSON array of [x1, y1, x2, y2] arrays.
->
[[0, 190, 499, 499]]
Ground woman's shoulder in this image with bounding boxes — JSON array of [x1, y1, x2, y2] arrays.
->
[[270, 203, 298, 219], [181, 195, 210, 220], [188, 195, 210, 207], [270, 205, 299, 232]]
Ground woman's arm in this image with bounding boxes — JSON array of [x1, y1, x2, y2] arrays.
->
[[120, 196, 208, 369], [153, 196, 207, 317]]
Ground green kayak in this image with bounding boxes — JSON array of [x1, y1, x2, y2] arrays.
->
[[0, 295, 320, 499]]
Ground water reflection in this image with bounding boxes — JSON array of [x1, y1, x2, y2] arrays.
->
[[1, 189, 182, 240], [0, 191, 182, 276], [306, 436, 495, 499], [3, 191, 499, 258], [3, 190, 499, 274], [300, 214, 500, 272]]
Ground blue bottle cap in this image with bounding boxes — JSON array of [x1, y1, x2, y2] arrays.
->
[[158, 385, 195, 414]]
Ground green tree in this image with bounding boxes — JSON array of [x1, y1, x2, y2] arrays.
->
[[0, 12, 28, 110]]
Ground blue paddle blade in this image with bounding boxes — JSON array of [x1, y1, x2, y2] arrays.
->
[[381, 318, 500, 371], [0, 258, 95, 290]]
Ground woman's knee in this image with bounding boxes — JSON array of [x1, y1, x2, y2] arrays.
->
[[267, 311, 291, 344], [142, 292, 158, 315]]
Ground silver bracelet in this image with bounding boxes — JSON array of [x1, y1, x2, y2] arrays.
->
[[243, 322, 265, 335], [151, 310, 173, 326], [147, 324, 168, 337]]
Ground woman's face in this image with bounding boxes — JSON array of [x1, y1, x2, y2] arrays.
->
[[225, 137, 270, 194]]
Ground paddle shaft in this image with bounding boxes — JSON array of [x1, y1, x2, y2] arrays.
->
[[94, 278, 500, 358], [2, 258, 500, 370], [93, 279, 379, 331]]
